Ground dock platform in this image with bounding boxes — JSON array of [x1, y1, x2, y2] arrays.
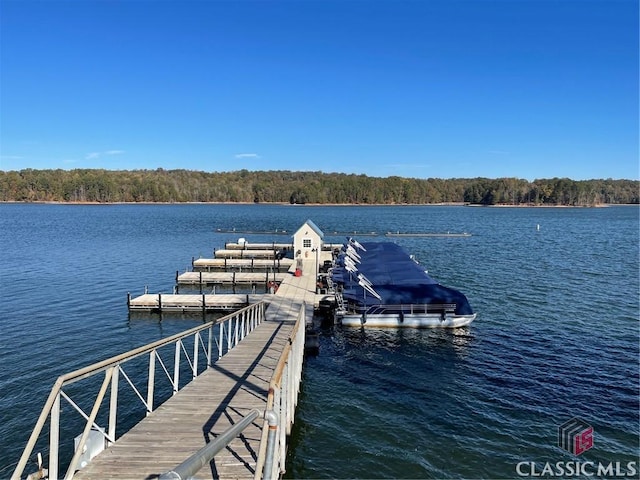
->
[[128, 293, 268, 312], [224, 241, 292, 250], [213, 249, 280, 259], [176, 271, 287, 287], [193, 258, 293, 272]]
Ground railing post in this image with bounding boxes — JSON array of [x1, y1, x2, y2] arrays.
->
[[65, 368, 114, 478], [207, 323, 213, 367], [147, 351, 155, 414], [218, 321, 224, 359], [193, 332, 199, 379], [234, 314, 239, 347], [108, 366, 119, 445], [173, 341, 181, 394], [278, 362, 287, 469], [49, 393, 61, 480], [262, 409, 279, 480]]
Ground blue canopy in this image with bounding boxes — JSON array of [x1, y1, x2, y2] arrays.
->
[[331, 241, 474, 315]]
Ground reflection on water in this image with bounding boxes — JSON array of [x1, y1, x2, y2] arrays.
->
[[338, 324, 475, 360]]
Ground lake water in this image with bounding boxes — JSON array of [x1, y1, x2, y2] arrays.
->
[[0, 203, 638, 479]]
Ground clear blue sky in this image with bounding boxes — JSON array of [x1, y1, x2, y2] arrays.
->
[[1, 0, 638, 180]]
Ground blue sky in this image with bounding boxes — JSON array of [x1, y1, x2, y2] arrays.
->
[[1, 0, 638, 180]]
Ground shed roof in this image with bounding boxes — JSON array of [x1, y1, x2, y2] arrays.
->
[[295, 219, 324, 239]]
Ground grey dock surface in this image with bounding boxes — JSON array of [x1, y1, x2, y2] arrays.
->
[[76, 256, 327, 480]]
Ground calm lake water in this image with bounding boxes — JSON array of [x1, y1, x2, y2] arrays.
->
[[1, 203, 638, 479]]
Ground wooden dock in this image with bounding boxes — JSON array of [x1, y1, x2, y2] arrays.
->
[[74, 255, 328, 479], [128, 293, 269, 312], [224, 242, 292, 250], [213, 249, 281, 259], [193, 258, 294, 272], [176, 271, 287, 287]]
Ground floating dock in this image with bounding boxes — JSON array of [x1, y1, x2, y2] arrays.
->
[[223, 241, 293, 250], [213, 249, 282, 259], [127, 293, 268, 312], [176, 271, 287, 288], [192, 258, 294, 272], [216, 228, 472, 238]]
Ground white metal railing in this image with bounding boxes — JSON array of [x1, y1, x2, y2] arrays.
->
[[12, 302, 267, 480], [255, 303, 306, 480]]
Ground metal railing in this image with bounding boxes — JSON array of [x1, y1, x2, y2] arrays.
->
[[255, 303, 307, 480], [12, 302, 267, 480], [365, 302, 457, 315]]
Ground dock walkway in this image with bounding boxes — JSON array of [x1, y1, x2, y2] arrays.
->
[[74, 256, 325, 480]]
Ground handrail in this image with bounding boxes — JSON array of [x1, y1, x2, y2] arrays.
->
[[365, 302, 457, 315], [255, 303, 307, 480], [13, 302, 267, 480], [345, 302, 457, 315], [159, 409, 261, 480]]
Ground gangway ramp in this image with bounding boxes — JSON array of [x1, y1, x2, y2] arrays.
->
[[14, 256, 325, 480]]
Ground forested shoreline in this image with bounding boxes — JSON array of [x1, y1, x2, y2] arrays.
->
[[0, 169, 637, 205]]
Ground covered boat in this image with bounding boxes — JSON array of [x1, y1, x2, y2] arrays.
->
[[330, 239, 476, 328]]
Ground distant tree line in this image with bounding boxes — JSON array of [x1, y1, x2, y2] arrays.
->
[[0, 168, 637, 205]]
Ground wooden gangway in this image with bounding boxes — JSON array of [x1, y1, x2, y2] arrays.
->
[[13, 255, 329, 480], [73, 258, 322, 479]]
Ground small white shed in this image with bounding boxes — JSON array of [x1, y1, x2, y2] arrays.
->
[[293, 219, 324, 266]]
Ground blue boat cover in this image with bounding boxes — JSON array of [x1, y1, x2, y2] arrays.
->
[[331, 241, 474, 315]]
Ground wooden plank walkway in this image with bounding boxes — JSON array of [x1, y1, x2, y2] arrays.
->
[[75, 255, 326, 480]]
